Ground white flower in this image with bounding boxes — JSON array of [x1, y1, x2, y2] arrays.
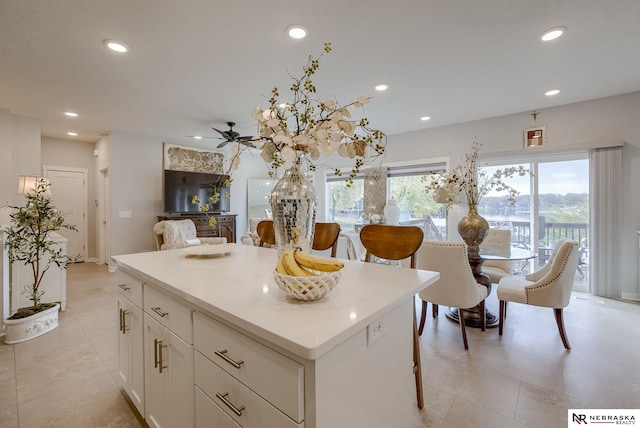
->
[[425, 140, 531, 208], [231, 42, 386, 185]]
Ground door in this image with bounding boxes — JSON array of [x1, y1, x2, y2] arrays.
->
[[144, 314, 194, 428], [479, 154, 589, 292], [43, 166, 87, 262], [116, 294, 145, 415]]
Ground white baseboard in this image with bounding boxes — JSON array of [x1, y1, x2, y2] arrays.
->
[[621, 292, 640, 302]]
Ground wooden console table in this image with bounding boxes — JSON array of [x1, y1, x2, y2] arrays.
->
[[158, 213, 236, 243]]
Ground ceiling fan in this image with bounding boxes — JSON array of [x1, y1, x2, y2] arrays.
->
[[186, 122, 254, 148]]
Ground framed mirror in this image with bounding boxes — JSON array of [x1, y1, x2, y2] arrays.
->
[[247, 179, 274, 220]]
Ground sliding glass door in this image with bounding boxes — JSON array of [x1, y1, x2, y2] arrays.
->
[[479, 154, 589, 291]]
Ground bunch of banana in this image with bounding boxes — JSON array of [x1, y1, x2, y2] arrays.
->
[[276, 248, 344, 277]]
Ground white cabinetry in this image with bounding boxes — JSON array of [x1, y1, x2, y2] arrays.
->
[[143, 285, 194, 428], [115, 270, 144, 416], [193, 312, 304, 428], [11, 232, 67, 311]]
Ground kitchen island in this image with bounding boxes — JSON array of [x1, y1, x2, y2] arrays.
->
[[113, 243, 438, 428]]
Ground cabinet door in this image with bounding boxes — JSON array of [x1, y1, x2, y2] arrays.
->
[[144, 313, 195, 428], [116, 294, 144, 416], [217, 217, 236, 243]]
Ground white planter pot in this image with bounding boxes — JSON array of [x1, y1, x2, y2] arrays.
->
[[4, 303, 60, 344]]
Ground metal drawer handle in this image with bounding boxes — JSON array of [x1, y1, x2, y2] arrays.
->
[[214, 349, 244, 369], [120, 309, 131, 333], [118, 283, 130, 291], [154, 338, 168, 373], [216, 392, 245, 416], [151, 307, 168, 317]]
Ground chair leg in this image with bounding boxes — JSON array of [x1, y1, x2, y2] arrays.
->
[[498, 300, 505, 336], [418, 300, 427, 336], [432, 303, 439, 318], [458, 308, 469, 350], [479, 299, 486, 332], [413, 311, 424, 409], [554, 308, 571, 350]]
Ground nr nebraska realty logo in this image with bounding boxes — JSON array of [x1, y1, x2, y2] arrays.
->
[[569, 409, 638, 425]]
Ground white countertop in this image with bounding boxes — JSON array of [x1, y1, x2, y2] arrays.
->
[[112, 244, 439, 360]]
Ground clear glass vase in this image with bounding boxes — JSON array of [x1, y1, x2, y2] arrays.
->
[[270, 162, 318, 257]]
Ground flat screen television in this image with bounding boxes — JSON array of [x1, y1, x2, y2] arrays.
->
[[163, 169, 230, 214]]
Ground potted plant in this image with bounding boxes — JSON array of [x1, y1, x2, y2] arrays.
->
[[3, 177, 77, 344]]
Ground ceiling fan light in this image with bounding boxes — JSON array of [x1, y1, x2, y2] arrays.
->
[[287, 25, 308, 39]]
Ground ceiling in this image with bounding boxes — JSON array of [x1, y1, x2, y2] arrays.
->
[[1, 0, 640, 146]]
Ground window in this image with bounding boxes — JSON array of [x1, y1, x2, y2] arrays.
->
[[326, 175, 364, 231], [326, 160, 448, 237], [478, 154, 589, 290], [386, 162, 447, 239]]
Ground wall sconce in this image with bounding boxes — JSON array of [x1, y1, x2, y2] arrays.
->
[[17, 176, 51, 195]]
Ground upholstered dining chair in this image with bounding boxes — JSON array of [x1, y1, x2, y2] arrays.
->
[[312, 222, 341, 257], [497, 238, 579, 349], [256, 219, 277, 247], [480, 228, 513, 284], [415, 241, 488, 350], [153, 219, 226, 250], [359, 224, 425, 409]]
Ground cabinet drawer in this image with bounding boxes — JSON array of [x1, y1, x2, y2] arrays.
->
[[195, 352, 303, 428], [194, 312, 304, 423], [144, 285, 193, 343], [196, 387, 241, 428], [115, 270, 143, 307]]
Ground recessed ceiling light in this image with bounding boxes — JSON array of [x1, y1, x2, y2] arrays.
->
[[67, 131, 78, 136], [104, 40, 129, 53], [287, 25, 308, 39], [279, 103, 289, 108], [539, 27, 565, 42], [193, 136, 203, 140], [420, 116, 431, 121], [545, 89, 560, 96], [375, 84, 388, 91], [64, 111, 78, 117]]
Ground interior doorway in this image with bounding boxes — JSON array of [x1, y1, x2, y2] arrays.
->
[[43, 165, 88, 262]]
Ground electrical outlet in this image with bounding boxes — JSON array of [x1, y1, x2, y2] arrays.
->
[[367, 316, 386, 346]]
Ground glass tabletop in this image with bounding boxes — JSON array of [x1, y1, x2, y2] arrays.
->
[[479, 246, 537, 261]]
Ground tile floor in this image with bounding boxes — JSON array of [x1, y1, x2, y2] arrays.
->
[[1, 262, 639, 427]]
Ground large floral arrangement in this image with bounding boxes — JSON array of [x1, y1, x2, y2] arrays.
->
[[425, 140, 530, 207], [231, 42, 387, 186], [193, 43, 387, 226]]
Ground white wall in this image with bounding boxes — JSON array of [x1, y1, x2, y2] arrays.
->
[[0, 110, 42, 224]]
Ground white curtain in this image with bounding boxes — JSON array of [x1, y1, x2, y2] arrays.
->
[[589, 146, 622, 298]]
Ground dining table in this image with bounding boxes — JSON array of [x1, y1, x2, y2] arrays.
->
[[445, 246, 537, 328]]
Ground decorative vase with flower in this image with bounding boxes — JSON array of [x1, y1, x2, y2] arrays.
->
[[270, 159, 318, 256], [425, 140, 530, 258], [225, 42, 387, 255]]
